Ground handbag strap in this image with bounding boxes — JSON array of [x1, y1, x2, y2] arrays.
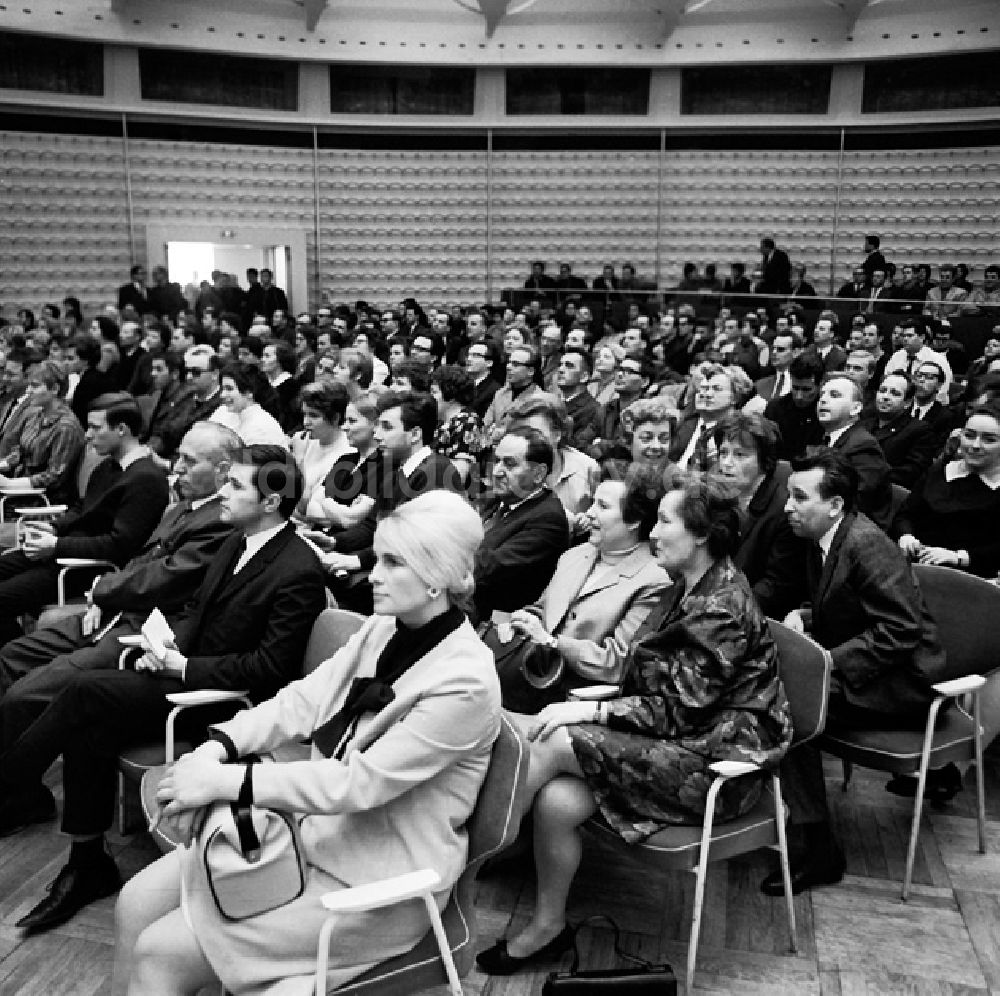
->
[[232, 759, 262, 862], [565, 915, 656, 973]]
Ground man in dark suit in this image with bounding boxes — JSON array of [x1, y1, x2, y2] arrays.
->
[[860, 234, 888, 284], [466, 342, 501, 419], [259, 267, 289, 323], [759, 237, 791, 296], [861, 372, 938, 489], [524, 260, 556, 291], [816, 374, 893, 529], [592, 264, 619, 293], [761, 451, 946, 896], [116, 264, 151, 315], [713, 414, 806, 618], [764, 353, 825, 461], [0, 421, 239, 692], [0, 393, 169, 648], [0, 445, 327, 933], [802, 315, 847, 374], [910, 360, 958, 448], [555, 263, 587, 290], [474, 427, 569, 623], [836, 266, 869, 306], [145, 265, 187, 321]]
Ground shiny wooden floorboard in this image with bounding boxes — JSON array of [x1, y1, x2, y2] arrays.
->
[[1, 747, 999, 995]]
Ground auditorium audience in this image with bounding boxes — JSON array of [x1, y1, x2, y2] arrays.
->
[[210, 361, 289, 448]]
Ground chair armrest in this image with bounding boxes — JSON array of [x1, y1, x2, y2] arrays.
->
[[1, 487, 45, 496], [320, 869, 442, 914], [709, 760, 762, 780], [165, 690, 251, 707], [57, 557, 116, 569], [567, 684, 620, 701], [16, 504, 65, 517], [932, 675, 985, 697]]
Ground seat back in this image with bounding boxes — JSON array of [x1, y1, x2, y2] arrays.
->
[[888, 483, 910, 529], [767, 618, 832, 746], [914, 564, 1000, 681], [302, 608, 366, 677]]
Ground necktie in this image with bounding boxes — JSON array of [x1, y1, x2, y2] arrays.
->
[[772, 373, 785, 400]]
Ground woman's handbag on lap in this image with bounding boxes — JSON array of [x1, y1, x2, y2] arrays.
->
[[542, 917, 676, 995]]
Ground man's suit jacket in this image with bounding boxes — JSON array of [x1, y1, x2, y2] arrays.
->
[[861, 411, 937, 490], [117, 282, 151, 315], [564, 390, 604, 451], [861, 251, 888, 283], [805, 513, 946, 717], [470, 376, 501, 419], [53, 454, 170, 566], [760, 249, 791, 295], [171, 523, 328, 702], [92, 496, 233, 616], [764, 395, 823, 461], [473, 487, 570, 621], [828, 422, 893, 530], [733, 466, 806, 618], [146, 281, 187, 320], [912, 399, 957, 450], [802, 343, 847, 374], [864, 285, 895, 314], [526, 542, 668, 684], [837, 281, 867, 301], [483, 383, 544, 441]]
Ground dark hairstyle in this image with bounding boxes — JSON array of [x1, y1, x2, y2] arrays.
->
[[62, 296, 83, 322], [432, 364, 474, 407], [151, 350, 184, 376], [376, 390, 438, 446], [789, 352, 826, 385], [221, 361, 258, 396], [71, 334, 102, 369], [393, 358, 433, 393], [340, 347, 373, 388], [33, 359, 69, 397], [730, 262, 746, 277], [412, 331, 445, 362], [296, 326, 318, 352], [242, 444, 303, 520], [42, 303, 61, 320], [93, 316, 120, 343], [665, 473, 742, 560], [145, 321, 172, 352], [503, 425, 555, 476], [866, 234, 881, 249], [562, 346, 592, 375], [266, 339, 296, 375], [760, 238, 776, 251], [790, 449, 858, 514], [239, 336, 264, 360], [4, 348, 30, 373], [900, 316, 929, 340], [129, 264, 144, 279], [300, 380, 350, 426], [713, 412, 780, 479], [599, 460, 666, 541], [88, 392, 143, 436]]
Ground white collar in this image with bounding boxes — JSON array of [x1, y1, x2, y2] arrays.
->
[[269, 371, 292, 387], [817, 517, 842, 561], [191, 492, 221, 511], [826, 423, 853, 446], [401, 445, 432, 479], [235, 522, 286, 572], [944, 459, 1000, 490], [505, 486, 545, 512], [118, 445, 151, 471]]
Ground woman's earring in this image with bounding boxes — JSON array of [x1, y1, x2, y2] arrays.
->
[[427, 586, 441, 599]]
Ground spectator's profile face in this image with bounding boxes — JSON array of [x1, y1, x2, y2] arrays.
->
[[813, 320, 835, 347], [960, 412, 1000, 473], [492, 434, 543, 501], [261, 345, 280, 376], [861, 325, 881, 351], [585, 480, 634, 552], [844, 355, 872, 385], [389, 343, 408, 371], [24, 373, 57, 409], [370, 542, 429, 620], [219, 463, 267, 527], [876, 374, 909, 417], [343, 403, 375, 451], [790, 376, 821, 409], [220, 375, 251, 413], [373, 405, 414, 459], [503, 328, 526, 357], [771, 335, 796, 370], [86, 410, 119, 457], [630, 418, 672, 466], [816, 378, 860, 428], [316, 332, 332, 352], [716, 438, 763, 494], [847, 329, 866, 351], [505, 348, 534, 389], [649, 490, 700, 574], [119, 322, 142, 349], [939, 269, 954, 289], [695, 373, 734, 416], [540, 328, 562, 356], [621, 327, 644, 355], [466, 315, 485, 339], [173, 429, 222, 499], [594, 347, 618, 377], [465, 345, 490, 378], [785, 467, 841, 540], [901, 328, 924, 356], [556, 352, 586, 390], [171, 327, 192, 352], [615, 358, 645, 394]]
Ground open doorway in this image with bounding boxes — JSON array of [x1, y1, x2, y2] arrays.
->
[[145, 223, 306, 315], [166, 242, 290, 306]]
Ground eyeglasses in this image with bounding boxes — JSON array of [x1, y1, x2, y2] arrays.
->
[[507, 360, 532, 368], [913, 371, 942, 381]]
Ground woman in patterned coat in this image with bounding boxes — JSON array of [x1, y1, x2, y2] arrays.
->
[[478, 473, 793, 975]]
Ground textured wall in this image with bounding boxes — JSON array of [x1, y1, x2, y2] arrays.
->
[[2, 129, 998, 316]]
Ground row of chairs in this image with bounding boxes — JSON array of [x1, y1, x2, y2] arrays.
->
[[128, 560, 993, 995]]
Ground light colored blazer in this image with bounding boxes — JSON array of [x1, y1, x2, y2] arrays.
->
[[527, 541, 670, 684], [212, 615, 501, 892]]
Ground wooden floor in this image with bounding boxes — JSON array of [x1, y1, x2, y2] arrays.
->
[[2, 747, 999, 995]]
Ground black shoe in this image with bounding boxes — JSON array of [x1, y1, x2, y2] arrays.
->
[[16, 854, 122, 935], [760, 845, 846, 897], [476, 925, 575, 975], [886, 763, 963, 804], [0, 784, 56, 837]]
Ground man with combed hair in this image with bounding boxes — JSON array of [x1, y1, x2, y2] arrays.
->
[[761, 450, 946, 897], [0, 393, 169, 648], [923, 264, 970, 320], [0, 445, 327, 933]]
